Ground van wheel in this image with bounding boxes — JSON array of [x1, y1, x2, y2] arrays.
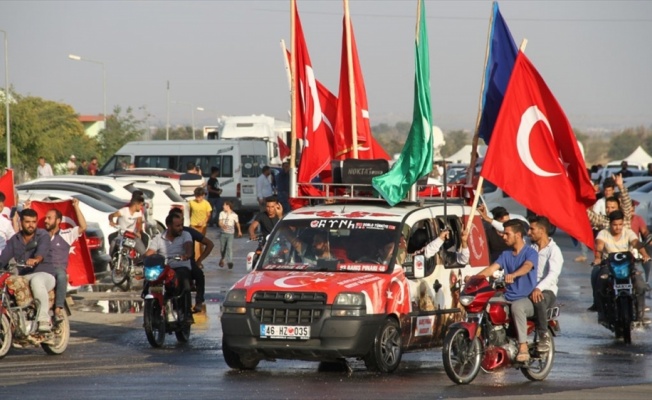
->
[[222, 339, 259, 370], [364, 318, 402, 373]]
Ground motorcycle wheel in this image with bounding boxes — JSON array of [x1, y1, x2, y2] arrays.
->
[[111, 253, 130, 286], [363, 318, 402, 373], [521, 332, 555, 381], [618, 296, 632, 344], [442, 328, 482, 384], [0, 314, 12, 359], [42, 312, 70, 355], [222, 338, 260, 370], [144, 299, 166, 348]]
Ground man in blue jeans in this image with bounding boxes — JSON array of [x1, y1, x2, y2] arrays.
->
[[472, 219, 538, 362]]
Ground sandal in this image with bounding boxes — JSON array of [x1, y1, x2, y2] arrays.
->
[[516, 350, 530, 363]]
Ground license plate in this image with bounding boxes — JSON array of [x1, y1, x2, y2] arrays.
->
[[260, 324, 310, 339], [243, 187, 254, 194], [614, 283, 632, 290], [123, 238, 136, 248]]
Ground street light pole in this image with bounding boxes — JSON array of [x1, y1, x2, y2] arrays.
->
[[68, 54, 107, 121], [0, 29, 10, 168]]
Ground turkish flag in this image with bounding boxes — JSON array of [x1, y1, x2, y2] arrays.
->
[[480, 52, 596, 248], [31, 200, 95, 285], [277, 137, 290, 161], [333, 17, 389, 161], [0, 169, 16, 209]]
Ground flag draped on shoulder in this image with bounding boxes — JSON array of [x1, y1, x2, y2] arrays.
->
[[31, 200, 96, 285], [372, 0, 433, 206], [480, 51, 596, 248], [292, 4, 335, 183], [477, 1, 518, 145]]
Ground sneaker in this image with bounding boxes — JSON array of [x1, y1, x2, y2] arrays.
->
[[38, 321, 52, 333], [537, 333, 551, 353], [192, 303, 204, 313], [587, 304, 597, 312], [574, 255, 587, 263]]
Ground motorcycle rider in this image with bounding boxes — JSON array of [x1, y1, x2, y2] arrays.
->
[[108, 194, 146, 257], [0, 209, 53, 332], [144, 212, 194, 324], [526, 216, 563, 353], [43, 199, 87, 322], [593, 210, 649, 325], [472, 219, 538, 362], [167, 207, 214, 313]]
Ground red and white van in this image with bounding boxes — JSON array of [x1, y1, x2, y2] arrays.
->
[[221, 197, 491, 372]]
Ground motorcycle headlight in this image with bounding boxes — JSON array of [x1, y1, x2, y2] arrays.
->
[[459, 295, 475, 307], [144, 265, 164, 281]]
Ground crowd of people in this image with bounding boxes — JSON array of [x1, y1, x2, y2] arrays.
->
[[37, 155, 100, 177]]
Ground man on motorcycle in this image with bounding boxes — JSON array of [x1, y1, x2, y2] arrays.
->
[[527, 216, 563, 353], [43, 199, 87, 322], [144, 212, 194, 324], [472, 219, 538, 362], [0, 209, 53, 332], [593, 210, 649, 325], [108, 194, 146, 257]]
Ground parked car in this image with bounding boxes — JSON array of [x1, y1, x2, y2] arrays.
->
[[112, 175, 182, 195], [85, 222, 112, 279], [110, 168, 183, 180], [17, 182, 126, 210]]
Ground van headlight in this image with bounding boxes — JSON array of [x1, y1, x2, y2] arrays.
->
[[332, 293, 366, 317]]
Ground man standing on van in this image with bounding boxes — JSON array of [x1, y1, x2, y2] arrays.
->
[[206, 167, 222, 227], [256, 166, 274, 212]]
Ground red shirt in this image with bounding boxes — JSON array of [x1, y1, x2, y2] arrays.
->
[[631, 214, 646, 238]]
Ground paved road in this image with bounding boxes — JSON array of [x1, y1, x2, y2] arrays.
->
[[1, 228, 651, 399]]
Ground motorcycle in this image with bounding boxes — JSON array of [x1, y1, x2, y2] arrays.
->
[[110, 229, 149, 287], [141, 255, 192, 348], [245, 235, 266, 271], [597, 251, 644, 344], [0, 264, 71, 358], [442, 272, 560, 384]]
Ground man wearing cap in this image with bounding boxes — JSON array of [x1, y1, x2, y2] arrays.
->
[[67, 155, 77, 175]]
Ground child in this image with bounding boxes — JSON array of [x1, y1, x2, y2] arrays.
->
[[189, 187, 212, 261], [218, 201, 242, 269]]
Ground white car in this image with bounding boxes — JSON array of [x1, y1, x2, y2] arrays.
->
[[17, 189, 116, 251], [24, 176, 189, 229]]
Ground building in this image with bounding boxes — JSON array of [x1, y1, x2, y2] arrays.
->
[[78, 114, 106, 138]]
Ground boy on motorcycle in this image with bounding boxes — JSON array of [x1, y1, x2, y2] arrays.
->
[[0, 209, 53, 332], [471, 219, 538, 362], [144, 212, 194, 324], [108, 195, 146, 257]]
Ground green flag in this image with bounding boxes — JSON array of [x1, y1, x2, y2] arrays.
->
[[372, 0, 433, 206]]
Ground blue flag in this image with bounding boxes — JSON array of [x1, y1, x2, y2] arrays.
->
[[477, 2, 518, 145]]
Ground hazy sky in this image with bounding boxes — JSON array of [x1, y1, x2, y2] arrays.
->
[[1, 0, 650, 132]]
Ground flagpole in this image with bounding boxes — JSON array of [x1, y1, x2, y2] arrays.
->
[[343, 0, 358, 158], [465, 38, 527, 235], [289, 0, 298, 198]]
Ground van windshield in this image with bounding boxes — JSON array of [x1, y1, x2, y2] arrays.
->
[[257, 219, 401, 273]]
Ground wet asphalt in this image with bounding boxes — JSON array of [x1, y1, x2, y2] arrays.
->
[[1, 228, 651, 399]]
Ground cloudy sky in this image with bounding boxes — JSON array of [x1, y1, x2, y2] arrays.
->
[[1, 0, 650, 131]]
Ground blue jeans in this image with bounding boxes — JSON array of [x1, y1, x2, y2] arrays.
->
[[220, 232, 234, 263], [54, 267, 67, 308]]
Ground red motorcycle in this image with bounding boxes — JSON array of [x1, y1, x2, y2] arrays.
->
[[442, 273, 560, 384], [0, 264, 70, 358], [141, 255, 192, 348]]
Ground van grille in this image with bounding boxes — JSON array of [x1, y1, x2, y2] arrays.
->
[[252, 291, 326, 324]]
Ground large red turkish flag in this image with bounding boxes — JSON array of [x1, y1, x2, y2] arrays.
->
[[480, 52, 596, 248], [31, 200, 95, 285]]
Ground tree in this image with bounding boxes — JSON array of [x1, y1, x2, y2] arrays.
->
[[440, 130, 470, 158], [607, 128, 643, 160], [96, 106, 149, 162], [0, 93, 98, 178], [150, 126, 194, 141]]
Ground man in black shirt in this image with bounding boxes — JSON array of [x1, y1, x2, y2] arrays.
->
[[248, 196, 283, 239], [206, 167, 222, 227]]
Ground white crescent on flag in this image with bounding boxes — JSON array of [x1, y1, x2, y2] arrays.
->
[[516, 105, 560, 178]]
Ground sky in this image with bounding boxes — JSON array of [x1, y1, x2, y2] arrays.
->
[[1, 0, 651, 132]]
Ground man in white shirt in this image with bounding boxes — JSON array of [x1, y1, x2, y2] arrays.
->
[[66, 155, 77, 175], [256, 166, 273, 212], [527, 216, 563, 352], [37, 157, 54, 178]]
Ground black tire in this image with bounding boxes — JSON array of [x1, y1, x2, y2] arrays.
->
[[42, 313, 70, 355], [144, 299, 166, 348], [618, 296, 632, 344], [111, 253, 129, 286], [521, 331, 555, 381], [175, 324, 191, 343], [364, 318, 402, 373], [0, 314, 12, 359], [442, 328, 482, 384], [222, 339, 260, 370]]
